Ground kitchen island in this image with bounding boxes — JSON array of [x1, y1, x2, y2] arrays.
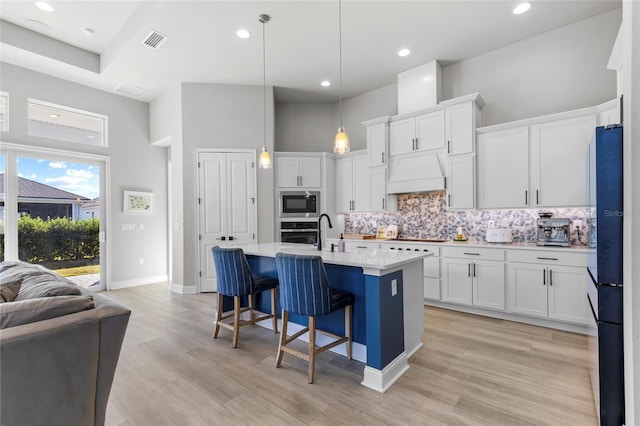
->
[[224, 242, 432, 392]]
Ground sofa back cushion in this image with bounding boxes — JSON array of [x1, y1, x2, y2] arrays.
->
[[0, 279, 22, 303], [0, 261, 81, 301], [0, 295, 95, 329]]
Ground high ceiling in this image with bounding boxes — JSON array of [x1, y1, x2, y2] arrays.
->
[[0, 1, 621, 103]]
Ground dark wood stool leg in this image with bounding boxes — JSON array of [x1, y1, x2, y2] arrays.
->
[[232, 296, 241, 348], [213, 293, 223, 338], [271, 288, 278, 333], [308, 316, 316, 384], [276, 310, 288, 367]]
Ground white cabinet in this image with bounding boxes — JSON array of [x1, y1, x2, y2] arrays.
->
[[446, 155, 475, 210], [530, 114, 597, 207], [445, 101, 475, 155], [336, 152, 369, 212], [365, 119, 389, 167], [389, 109, 445, 156], [442, 247, 505, 311], [507, 250, 589, 325], [368, 167, 397, 212], [477, 127, 530, 209], [276, 155, 322, 188]]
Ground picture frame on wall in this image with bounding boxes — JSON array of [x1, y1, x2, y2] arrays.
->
[[123, 190, 154, 213]]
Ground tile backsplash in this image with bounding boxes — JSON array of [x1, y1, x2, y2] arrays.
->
[[344, 192, 590, 245]]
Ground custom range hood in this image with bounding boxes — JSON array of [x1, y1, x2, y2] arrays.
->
[[387, 152, 446, 194]]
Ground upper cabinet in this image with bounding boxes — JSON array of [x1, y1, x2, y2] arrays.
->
[[442, 94, 485, 156], [530, 114, 596, 207], [364, 117, 390, 167], [336, 151, 369, 213], [446, 155, 475, 210], [390, 109, 445, 156], [275, 154, 322, 188], [477, 126, 530, 209]]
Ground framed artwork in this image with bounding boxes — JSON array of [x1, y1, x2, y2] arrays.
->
[[124, 190, 154, 213]]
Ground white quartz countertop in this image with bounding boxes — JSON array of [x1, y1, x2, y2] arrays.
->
[[228, 242, 432, 270], [328, 237, 591, 253]]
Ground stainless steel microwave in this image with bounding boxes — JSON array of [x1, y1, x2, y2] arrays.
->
[[279, 191, 320, 218]]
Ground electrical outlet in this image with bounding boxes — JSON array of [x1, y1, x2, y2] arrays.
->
[[122, 223, 135, 231], [391, 279, 397, 296], [138, 258, 144, 266], [138, 223, 144, 231]]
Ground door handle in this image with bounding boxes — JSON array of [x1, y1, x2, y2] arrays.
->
[[549, 269, 553, 286], [473, 263, 476, 277], [464, 253, 480, 256], [447, 140, 451, 153], [382, 152, 385, 164], [217, 236, 226, 241], [448, 194, 451, 207], [543, 269, 546, 285], [468, 263, 471, 277], [525, 190, 528, 205], [536, 189, 539, 205], [382, 198, 386, 210], [299, 176, 302, 186], [228, 236, 234, 241], [415, 138, 418, 150]]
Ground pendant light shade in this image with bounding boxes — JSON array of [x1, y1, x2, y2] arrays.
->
[[333, 0, 350, 155], [258, 13, 272, 169]]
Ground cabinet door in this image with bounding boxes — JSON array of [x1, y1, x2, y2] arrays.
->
[[548, 265, 589, 325], [299, 157, 322, 188], [507, 263, 548, 318], [446, 101, 474, 155], [530, 114, 597, 207], [390, 118, 416, 156], [276, 156, 301, 187], [415, 110, 445, 152], [367, 123, 387, 166], [442, 259, 472, 306], [477, 127, 529, 208], [446, 155, 475, 210], [335, 157, 353, 213], [352, 154, 370, 211], [472, 261, 505, 311], [368, 167, 386, 211]]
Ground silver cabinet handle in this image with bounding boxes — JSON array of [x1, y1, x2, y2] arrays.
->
[[468, 263, 471, 277], [537, 257, 559, 261], [473, 263, 476, 277], [447, 140, 451, 153], [382, 198, 386, 210], [543, 269, 546, 285], [549, 269, 553, 286], [464, 252, 480, 256], [525, 190, 528, 205], [536, 189, 539, 205]]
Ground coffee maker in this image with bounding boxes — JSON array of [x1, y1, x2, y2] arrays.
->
[[536, 212, 571, 247]]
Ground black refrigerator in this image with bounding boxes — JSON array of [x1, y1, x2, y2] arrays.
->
[[587, 124, 624, 426]]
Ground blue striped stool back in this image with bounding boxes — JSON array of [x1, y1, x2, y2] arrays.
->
[[275, 253, 332, 317], [211, 247, 253, 297]]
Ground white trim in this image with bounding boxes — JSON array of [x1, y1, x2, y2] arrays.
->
[[110, 274, 170, 290], [361, 352, 409, 393], [0, 91, 9, 132], [170, 283, 198, 294]]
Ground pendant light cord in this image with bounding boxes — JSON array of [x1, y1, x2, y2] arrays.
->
[[338, 0, 343, 130], [262, 18, 267, 148]]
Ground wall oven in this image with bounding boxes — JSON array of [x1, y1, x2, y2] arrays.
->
[[279, 221, 318, 245], [279, 191, 320, 218]]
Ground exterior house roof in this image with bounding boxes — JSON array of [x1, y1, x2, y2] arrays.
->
[[0, 173, 89, 201]]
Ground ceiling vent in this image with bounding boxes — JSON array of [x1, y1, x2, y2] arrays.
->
[[113, 83, 149, 99], [142, 30, 168, 49]]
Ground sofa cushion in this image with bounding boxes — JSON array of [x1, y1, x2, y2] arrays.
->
[[0, 279, 23, 303], [0, 261, 81, 301], [0, 295, 95, 329]]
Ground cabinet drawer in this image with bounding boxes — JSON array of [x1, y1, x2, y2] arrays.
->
[[423, 256, 440, 278], [383, 242, 441, 256], [442, 246, 505, 261], [345, 241, 380, 250], [508, 249, 587, 267]]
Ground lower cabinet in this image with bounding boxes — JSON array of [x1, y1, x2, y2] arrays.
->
[[442, 257, 505, 311], [507, 262, 589, 325]]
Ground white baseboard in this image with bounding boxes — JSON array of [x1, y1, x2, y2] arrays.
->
[[170, 282, 198, 294], [109, 274, 169, 290], [361, 352, 409, 393]]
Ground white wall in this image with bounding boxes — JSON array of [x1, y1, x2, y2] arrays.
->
[[275, 102, 334, 152], [176, 83, 275, 292], [622, 1, 640, 423], [443, 9, 621, 126], [0, 63, 168, 286]]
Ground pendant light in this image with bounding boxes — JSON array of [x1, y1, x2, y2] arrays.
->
[[333, 0, 350, 155], [258, 14, 272, 169]]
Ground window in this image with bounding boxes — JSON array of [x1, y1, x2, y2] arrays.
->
[[27, 99, 108, 147], [0, 92, 8, 132]]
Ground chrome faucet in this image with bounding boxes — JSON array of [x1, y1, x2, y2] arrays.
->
[[317, 213, 333, 251]]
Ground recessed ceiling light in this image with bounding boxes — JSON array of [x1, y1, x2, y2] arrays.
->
[[398, 48, 411, 57], [26, 19, 51, 31], [49, 113, 60, 118], [83, 28, 95, 36], [35, 1, 54, 12], [513, 2, 531, 15], [321, 81, 331, 87], [236, 29, 250, 39]]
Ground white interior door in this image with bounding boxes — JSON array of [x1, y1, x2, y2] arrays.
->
[[198, 151, 256, 292]]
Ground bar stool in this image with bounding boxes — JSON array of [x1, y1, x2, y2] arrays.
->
[[274, 253, 354, 383], [211, 246, 279, 348]]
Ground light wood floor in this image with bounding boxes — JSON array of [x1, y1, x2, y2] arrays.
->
[[103, 283, 596, 426]]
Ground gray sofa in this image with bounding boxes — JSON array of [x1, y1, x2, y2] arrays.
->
[[0, 261, 131, 426]]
